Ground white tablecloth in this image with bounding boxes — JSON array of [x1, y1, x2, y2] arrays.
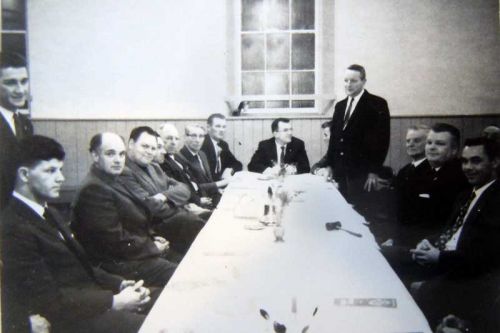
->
[[140, 172, 432, 333]]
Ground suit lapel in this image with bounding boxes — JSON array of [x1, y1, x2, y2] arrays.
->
[[127, 160, 158, 193], [0, 112, 16, 138], [461, 181, 499, 233], [203, 136, 216, 171]]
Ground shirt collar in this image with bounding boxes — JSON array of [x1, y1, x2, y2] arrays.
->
[[473, 179, 496, 196], [412, 157, 426, 167], [13, 191, 46, 219], [348, 89, 365, 104]]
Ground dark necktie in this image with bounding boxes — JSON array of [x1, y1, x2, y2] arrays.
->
[[434, 191, 476, 250], [280, 146, 286, 168], [343, 98, 354, 128], [13, 112, 26, 140]]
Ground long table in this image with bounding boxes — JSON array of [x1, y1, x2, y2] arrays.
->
[[140, 172, 432, 333]]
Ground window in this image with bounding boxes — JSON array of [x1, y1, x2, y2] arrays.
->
[[1, 0, 27, 57], [239, 0, 318, 113]]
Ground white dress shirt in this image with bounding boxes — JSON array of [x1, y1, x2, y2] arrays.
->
[[344, 89, 365, 127]]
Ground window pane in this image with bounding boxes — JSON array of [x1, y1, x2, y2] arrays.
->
[[265, 72, 289, 95], [292, 100, 315, 108], [292, 72, 314, 94], [242, 34, 265, 70], [266, 33, 289, 70], [2, 33, 26, 57], [292, 33, 315, 70], [267, 100, 290, 108], [248, 101, 265, 108], [242, 72, 265, 95], [242, 0, 264, 31], [2, 0, 26, 30], [292, 0, 314, 29], [266, 0, 289, 30]]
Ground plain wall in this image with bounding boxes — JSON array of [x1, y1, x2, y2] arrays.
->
[[334, 0, 500, 116]]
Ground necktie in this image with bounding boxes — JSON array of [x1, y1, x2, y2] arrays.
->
[[13, 112, 25, 140], [343, 98, 354, 128], [434, 191, 476, 250], [196, 154, 207, 176], [280, 146, 286, 168], [215, 143, 222, 174]]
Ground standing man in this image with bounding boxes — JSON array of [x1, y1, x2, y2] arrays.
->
[[248, 118, 310, 175], [326, 64, 390, 205], [0, 52, 33, 209], [201, 113, 242, 181]]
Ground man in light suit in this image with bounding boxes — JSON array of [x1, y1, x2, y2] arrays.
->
[[201, 113, 242, 181], [72, 132, 178, 286], [2, 135, 152, 333], [179, 125, 231, 204], [0, 52, 33, 209], [325, 64, 390, 205], [248, 118, 310, 175]]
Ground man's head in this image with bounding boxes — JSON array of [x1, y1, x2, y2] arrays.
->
[[15, 135, 65, 204], [321, 121, 331, 143], [344, 64, 366, 98], [461, 137, 499, 188], [158, 123, 181, 154], [127, 126, 158, 166], [272, 118, 293, 145], [207, 113, 226, 142], [0, 52, 29, 111], [184, 125, 206, 153], [425, 123, 460, 168], [154, 136, 167, 164], [89, 132, 126, 176], [482, 125, 500, 141], [406, 124, 430, 161]]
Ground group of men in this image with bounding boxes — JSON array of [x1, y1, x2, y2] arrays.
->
[[1, 52, 499, 333]]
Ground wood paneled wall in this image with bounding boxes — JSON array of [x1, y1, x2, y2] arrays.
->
[[33, 115, 500, 190]]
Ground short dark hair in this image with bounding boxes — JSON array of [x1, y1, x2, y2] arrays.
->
[[129, 126, 157, 142], [0, 52, 26, 70], [207, 113, 226, 125], [271, 118, 290, 132], [347, 64, 366, 80], [17, 135, 65, 168], [321, 121, 331, 129], [89, 133, 126, 153], [464, 137, 499, 162], [431, 123, 461, 148]]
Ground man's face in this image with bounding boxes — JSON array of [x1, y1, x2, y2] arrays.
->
[[128, 132, 157, 166], [273, 121, 293, 145], [93, 134, 126, 175], [425, 130, 458, 167], [406, 129, 428, 160], [161, 127, 181, 154], [461, 145, 498, 188], [0, 67, 29, 110], [344, 69, 365, 97], [155, 137, 167, 164], [24, 159, 65, 202], [208, 117, 226, 141], [322, 127, 331, 144], [185, 127, 206, 153]]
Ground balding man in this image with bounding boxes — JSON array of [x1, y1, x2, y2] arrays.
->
[[72, 132, 177, 287]]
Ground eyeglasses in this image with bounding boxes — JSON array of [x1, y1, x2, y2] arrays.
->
[[187, 134, 205, 139]]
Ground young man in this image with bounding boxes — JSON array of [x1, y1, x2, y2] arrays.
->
[[1, 135, 151, 333], [248, 118, 310, 175]]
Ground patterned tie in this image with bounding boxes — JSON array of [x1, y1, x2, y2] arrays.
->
[[343, 98, 354, 128], [280, 146, 286, 168], [434, 191, 476, 250]]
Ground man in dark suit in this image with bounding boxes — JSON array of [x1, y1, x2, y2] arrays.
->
[[201, 113, 242, 181], [248, 118, 310, 175], [2, 135, 151, 333], [326, 64, 390, 205], [72, 132, 177, 287], [158, 123, 214, 209], [179, 125, 231, 204], [0, 52, 33, 210], [120, 126, 206, 254]]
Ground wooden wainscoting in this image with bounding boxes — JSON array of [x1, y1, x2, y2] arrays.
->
[[33, 114, 500, 190]]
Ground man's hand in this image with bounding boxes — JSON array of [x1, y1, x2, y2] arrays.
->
[[315, 166, 333, 180], [112, 280, 151, 311], [200, 197, 213, 206], [29, 314, 51, 333], [119, 280, 136, 291], [215, 177, 232, 188], [221, 168, 234, 179], [284, 164, 297, 175], [154, 236, 169, 253], [185, 203, 211, 216], [410, 239, 440, 265], [363, 173, 379, 192], [151, 193, 167, 203]]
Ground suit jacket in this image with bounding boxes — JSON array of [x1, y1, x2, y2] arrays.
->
[[179, 146, 220, 197], [247, 136, 310, 174], [201, 135, 242, 180], [1, 198, 122, 331], [0, 111, 33, 209], [72, 165, 161, 263], [160, 154, 203, 205], [120, 159, 191, 220], [326, 90, 390, 180]]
